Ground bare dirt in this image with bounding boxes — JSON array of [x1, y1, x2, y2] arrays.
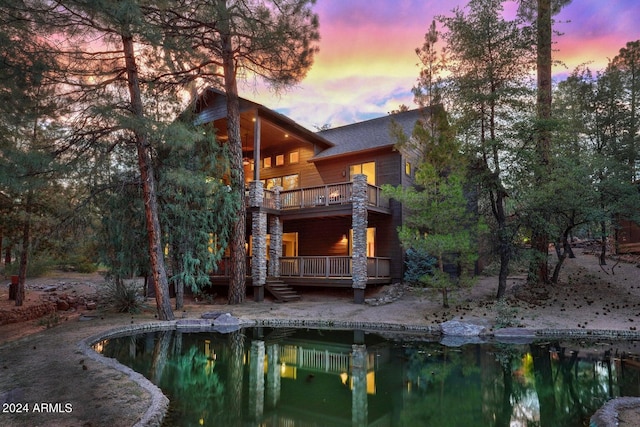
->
[[0, 250, 639, 426]]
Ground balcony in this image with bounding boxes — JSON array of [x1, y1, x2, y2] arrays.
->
[[253, 182, 389, 212]]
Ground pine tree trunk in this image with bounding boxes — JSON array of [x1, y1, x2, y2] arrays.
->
[[16, 215, 29, 307], [530, 0, 553, 285], [220, 4, 247, 304], [122, 34, 174, 320]]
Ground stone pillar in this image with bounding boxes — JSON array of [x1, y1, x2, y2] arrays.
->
[[249, 180, 264, 208], [248, 340, 265, 421], [351, 344, 368, 427], [351, 174, 368, 303], [269, 186, 283, 278], [269, 216, 282, 278], [250, 181, 267, 302], [265, 343, 281, 409]]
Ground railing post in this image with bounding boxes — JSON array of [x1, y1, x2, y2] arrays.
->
[[352, 174, 368, 303]]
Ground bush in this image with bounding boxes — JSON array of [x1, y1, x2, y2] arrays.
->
[[99, 280, 145, 313], [403, 248, 436, 286], [2, 253, 57, 278]]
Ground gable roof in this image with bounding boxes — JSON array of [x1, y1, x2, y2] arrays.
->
[[312, 109, 425, 161]]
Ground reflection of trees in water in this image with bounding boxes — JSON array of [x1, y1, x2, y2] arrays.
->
[[159, 342, 225, 425], [400, 343, 486, 426], [224, 330, 245, 427], [399, 342, 617, 427]]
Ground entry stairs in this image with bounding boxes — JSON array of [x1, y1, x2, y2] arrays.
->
[[265, 277, 300, 302]]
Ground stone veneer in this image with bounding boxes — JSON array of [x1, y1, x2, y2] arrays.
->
[[249, 181, 267, 301], [351, 174, 368, 303], [269, 187, 283, 278]]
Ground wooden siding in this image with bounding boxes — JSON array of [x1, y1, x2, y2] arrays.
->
[[284, 217, 351, 256], [258, 142, 323, 187], [314, 148, 403, 187]]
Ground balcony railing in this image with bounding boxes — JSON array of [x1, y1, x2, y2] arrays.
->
[[280, 256, 391, 279], [278, 182, 389, 210]]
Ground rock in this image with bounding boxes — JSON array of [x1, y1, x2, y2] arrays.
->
[[85, 301, 97, 310], [56, 300, 70, 311], [213, 313, 240, 326], [441, 320, 486, 337], [201, 311, 226, 320], [365, 283, 405, 306]]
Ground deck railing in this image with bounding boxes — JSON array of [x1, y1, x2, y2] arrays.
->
[[211, 256, 391, 279], [280, 182, 391, 210], [280, 256, 391, 279], [281, 182, 353, 209]]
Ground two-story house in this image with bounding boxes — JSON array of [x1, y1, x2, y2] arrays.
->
[[197, 88, 424, 303]]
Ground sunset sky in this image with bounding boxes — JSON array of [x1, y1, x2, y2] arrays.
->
[[246, 0, 640, 130]]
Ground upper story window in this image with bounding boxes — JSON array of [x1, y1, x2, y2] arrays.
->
[[289, 151, 300, 164], [349, 161, 376, 185], [264, 173, 299, 190]]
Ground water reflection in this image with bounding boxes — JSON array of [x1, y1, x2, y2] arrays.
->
[[95, 329, 640, 427]]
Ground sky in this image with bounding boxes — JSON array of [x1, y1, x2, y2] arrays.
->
[[245, 0, 640, 130]]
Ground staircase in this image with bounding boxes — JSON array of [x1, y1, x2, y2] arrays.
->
[[265, 278, 300, 302]]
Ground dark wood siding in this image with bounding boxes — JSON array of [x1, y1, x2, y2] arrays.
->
[[284, 217, 351, 256], [314, 148, 403, 186]]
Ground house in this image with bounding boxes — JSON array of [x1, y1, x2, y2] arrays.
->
[[196, 88, 424, 302]]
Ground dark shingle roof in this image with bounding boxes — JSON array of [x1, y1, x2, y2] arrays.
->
[[313, 109, 424, 161]]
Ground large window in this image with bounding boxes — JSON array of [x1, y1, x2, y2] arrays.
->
[[264, 173, 299, 190], [349, 161, 376, 185]]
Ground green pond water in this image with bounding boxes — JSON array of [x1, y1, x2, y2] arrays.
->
[[95, 328, 640, 427]]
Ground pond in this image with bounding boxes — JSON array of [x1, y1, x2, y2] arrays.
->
[[95, 327, 640, 427]]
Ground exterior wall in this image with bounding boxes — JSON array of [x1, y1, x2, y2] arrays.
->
[[258, 142, 323, 187], [314, 149, 403, 187], [284, 217, 351, 256]]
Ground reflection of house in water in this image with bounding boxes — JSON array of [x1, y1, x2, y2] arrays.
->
[[245, 328, 398, 427]]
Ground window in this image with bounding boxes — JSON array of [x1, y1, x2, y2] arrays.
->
[[263, 174, 299, 190], [282, 174, 299, 190], [405, 161, 411, 176], [265, 177, 282, 189], [289, 150, 300, 164], [275, 154, 285, 166], [349, 161, 376, 185], [263, 157, 272, 168]]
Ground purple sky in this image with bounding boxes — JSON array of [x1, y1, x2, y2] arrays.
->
[[246, 0, 640, 129]]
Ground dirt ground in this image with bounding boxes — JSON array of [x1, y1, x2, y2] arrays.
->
[[1, 250, 640, 426]]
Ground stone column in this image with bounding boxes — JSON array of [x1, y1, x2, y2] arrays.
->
[[265, 343, 281, 409], [269, 218, 282, 278], [351, 174, 368, 303], [269, 187, 283, 278], [250, 181, 267, 302], [248, 340, 265, 421], [351, 344, 368, 427]]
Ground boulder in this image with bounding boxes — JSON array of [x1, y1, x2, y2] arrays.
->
[[441, 320, 486, 337], [213, 313, 240, 326], [56, 299, 70, 311]]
